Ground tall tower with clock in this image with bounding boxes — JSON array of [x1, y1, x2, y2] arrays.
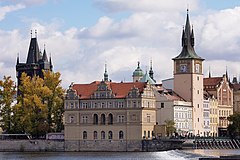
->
[[172, 10, 204, 136]]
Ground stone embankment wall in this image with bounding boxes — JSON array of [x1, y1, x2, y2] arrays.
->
[[0, 140, 64, 152], [65, 140, 142, 152]]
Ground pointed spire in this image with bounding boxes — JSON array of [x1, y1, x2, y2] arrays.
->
[[208, 66, 211, 78], [104, 63, 108, 82], [181, 26, 185, 47], [49, 53, 53, 71], [42, 44, 48, 62], [149, 59, 154, 81], [226, 66, 229, 80], [26, 30, 41, 64], [191, 25, 194, 47], [173, 9, 204, 60], [16, 53, 19, 64]]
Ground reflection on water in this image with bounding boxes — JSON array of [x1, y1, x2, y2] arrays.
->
[[0, 149, 240, 160]]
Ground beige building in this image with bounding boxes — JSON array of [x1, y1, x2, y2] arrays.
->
[[204, 74, 233, 136], [172, 11, 204, 136], [64, 79, 156, 151]]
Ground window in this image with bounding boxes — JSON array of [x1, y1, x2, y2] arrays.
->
[[69, 116, 74, 123], [93, 114, 98, 125], [148, 131, 150, 138], [119, 131, 124, 139], [70, 103, 74, 109], [161, 103, 164, 108], [108, 131, 113, 139], [83, 131, 87, 139], [147, 116, 150, 123], [75, 102, 78, 109], [118, 102, 124, 108], [108, 113, 113, 125], [118, 115, 124, 123], [82, 116, 88, 124], [144, 131, 146, 138], [133, 101, 137, 108], [101, 131, 105, 139], [101, 114, 106, 125], [93, 131, 98, 140]]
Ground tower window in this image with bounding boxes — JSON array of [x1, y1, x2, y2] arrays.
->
[[161, 103, 164, 108]]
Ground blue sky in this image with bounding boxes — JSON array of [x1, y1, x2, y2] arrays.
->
[[0, 0, 240, 87]]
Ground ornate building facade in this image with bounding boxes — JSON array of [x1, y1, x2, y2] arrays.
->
[[64, 70, 156, 151]]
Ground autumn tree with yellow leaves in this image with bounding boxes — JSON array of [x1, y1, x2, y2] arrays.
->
[[0, 76, 16, 133], [0, 71, 65, 138]]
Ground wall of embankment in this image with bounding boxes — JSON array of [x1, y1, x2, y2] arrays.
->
[[0, 140, 64, 152]]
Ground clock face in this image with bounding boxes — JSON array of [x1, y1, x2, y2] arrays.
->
[[180, 64, 187, 72]]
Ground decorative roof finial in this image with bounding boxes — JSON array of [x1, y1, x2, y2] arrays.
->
[[104, 62, 108, 82], [137, 61, 140, 68], [35, 30, 37, 38], [30, 30, 33, 38]]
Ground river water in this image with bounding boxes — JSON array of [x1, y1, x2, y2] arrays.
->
[[0, 149, 240, 160]]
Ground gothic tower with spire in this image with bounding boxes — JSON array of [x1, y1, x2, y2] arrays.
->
[[16, 31, 53, 93], [172, 10, 205, 136]]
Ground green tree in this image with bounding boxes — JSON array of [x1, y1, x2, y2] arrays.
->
[[165, 119, 176, 137], [43, 71, 64, 132], [0, 76, 16, 133], [227, 112, 240, 138], [15, 73, 51, 138]]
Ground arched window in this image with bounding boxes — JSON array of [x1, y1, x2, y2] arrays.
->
[[93, 114, 98, 124], [108, 113, 113, 125], [108, 131, 113, 139], [119, 131, 124, 139], [83, 131, 87, 139], [101, 114, 106, 125], [93, 131, 98, 140], [101, 131, 105, 139]]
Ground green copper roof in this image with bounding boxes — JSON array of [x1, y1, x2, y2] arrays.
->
[[133, 62, 144, 77], [173, 10, 204, 60], [140, 72, 155, 84]]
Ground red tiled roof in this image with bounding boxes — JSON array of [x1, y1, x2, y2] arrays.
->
[[204, 77, 222, 86], [72, 81, 146, 99]]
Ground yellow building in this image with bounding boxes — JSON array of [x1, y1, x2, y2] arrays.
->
[[64, 79, 156, 151]]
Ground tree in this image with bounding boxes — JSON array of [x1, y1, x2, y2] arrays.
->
[[14, 73, 51, 138], [0, 76, 16, 133], [164, 119, 176, 137], [43, 71, 64, 132], [227, 112, 240, 138]]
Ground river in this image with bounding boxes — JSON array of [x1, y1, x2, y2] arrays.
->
[[0, 149, 240, 160]]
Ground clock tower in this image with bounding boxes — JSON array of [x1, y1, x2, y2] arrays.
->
[[172, 10, 204, 136]]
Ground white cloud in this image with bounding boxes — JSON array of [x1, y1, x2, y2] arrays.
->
[[0, 4, 25, 21], [200, 7, 240, 60], [1, 1, 240, 88], [94, 0, 200, 13]]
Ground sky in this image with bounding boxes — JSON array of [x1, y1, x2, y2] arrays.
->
[[0, 0, 240, 88]]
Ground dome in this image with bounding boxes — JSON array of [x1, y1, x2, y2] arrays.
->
[[133, 62, 144, 77]]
